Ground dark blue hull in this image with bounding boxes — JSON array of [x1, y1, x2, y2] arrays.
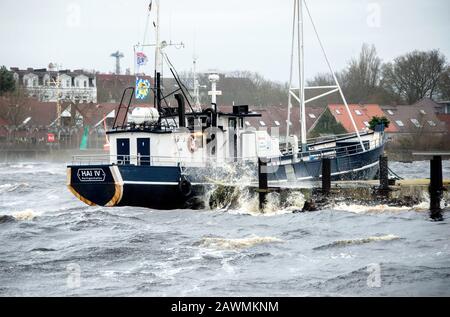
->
[[67, 145, 384, 210]]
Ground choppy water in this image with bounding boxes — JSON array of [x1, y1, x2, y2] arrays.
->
[[0, 160, 449, 296]]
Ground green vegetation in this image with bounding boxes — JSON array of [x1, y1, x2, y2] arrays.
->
[[0, 66, 15, 96], [369, 116, 390, 131], [308, 108, 347, 138]]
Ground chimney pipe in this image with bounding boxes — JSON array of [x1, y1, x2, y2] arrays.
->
[[175, 94, 186, 128]]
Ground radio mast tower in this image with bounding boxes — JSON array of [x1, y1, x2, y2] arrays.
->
[[111, 51, 124, 74]]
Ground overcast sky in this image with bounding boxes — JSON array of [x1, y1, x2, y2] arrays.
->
[[0, 0, 449, 82]]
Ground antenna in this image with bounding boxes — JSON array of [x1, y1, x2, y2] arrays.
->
[[110, 51, 124, 75]]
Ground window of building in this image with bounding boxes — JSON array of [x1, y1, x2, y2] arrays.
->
[[420, 110, 426, 115], [76, 80, 79, 87], [396, 120, 404, 127], [428, 120, 436, 127], [308, 113, 316, 119], [274, 121, 280, 126], [259, 121, 266, 127], [335, 109, 341, 115], [66, 80, 71, 87], [355, 110, 362, 116], [410, 119, 421, 128], [245, 121, 251, 127], [286, 120, 292, 126], [364, 121, 370, 127], [387, 110, 394, 115], [33, 79, 37, 87], [84, 81, 87, 88]]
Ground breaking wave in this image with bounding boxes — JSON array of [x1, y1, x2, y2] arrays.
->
[[198, 235, 283, 250], [331, 200, 433, 214], [12, 209, 39, 221], [314, 234, 400, 250], [0, 183, 29, 194]]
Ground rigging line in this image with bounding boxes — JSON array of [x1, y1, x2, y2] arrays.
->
[[303, 0, 365, 151], [142, 11, 151, 47], [163, 53, 195, 102], [162, 54, 197, 116]]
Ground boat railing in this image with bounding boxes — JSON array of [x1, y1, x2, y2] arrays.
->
[[70, 135, 384, 167]]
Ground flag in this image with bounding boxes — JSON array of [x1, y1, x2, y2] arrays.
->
[[136, 78, 151, 100], [136, 52, 148, 67]]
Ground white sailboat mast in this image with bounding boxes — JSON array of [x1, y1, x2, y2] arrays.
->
[[154, 0, 162, 75], [298, 0, 307, 151], [286, 0, 366, 152]]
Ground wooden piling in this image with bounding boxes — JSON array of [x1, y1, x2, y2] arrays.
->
[[429, 156, 443, 218], [322, 158, 331, 195], [379, 155, 389, 191], [258, 158, 268, 211]]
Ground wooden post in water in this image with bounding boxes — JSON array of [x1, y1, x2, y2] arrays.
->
[[379, 155, 389, 191], [258, 158, 268, 211], [322, 158, 331, 195], [429, 155, 443, 219]]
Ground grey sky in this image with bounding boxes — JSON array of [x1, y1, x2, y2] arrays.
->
[[0, 0, 449, 82]]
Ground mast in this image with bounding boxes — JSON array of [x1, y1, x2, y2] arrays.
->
[[298, 0, 307, 152], [285, 0, 366, 152], [154, 0, 162, 114]]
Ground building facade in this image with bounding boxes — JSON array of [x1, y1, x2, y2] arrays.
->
[[11, 67, 97, 103]]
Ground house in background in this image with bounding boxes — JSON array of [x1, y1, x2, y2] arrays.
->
[[381, 98, 447, 143], [10, 67, 97, 104], [217, 104, 326, 142], [436, 101, 450, 114]]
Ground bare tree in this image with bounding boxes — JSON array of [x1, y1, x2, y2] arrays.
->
[[382, 50, 446, 104], [340, 44, 382, 103]]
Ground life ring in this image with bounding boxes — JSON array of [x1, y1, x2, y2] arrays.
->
[[178, 176, 192, 197], [187, 135, 197, 153]]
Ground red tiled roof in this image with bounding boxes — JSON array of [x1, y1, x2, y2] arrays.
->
[[328, 104, 398, 133]]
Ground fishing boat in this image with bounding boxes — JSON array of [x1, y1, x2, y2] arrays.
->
[[67, 0, 385, 210]]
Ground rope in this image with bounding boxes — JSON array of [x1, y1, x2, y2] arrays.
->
[[388, 167, 403, 180]]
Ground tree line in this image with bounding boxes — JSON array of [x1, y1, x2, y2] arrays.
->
[[195, 44, 449, 107], [2, 44, 449, 108], [307, 44, 449, 105]]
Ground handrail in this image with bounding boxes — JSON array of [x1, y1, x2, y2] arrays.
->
[[71, 136, 384, 167]]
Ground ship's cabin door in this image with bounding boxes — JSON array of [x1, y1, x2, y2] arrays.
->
[[137, 138, 151, 166], [117, 138, 130, 165]]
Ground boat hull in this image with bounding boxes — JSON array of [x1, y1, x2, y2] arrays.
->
[[67, 145, 384, 210]]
